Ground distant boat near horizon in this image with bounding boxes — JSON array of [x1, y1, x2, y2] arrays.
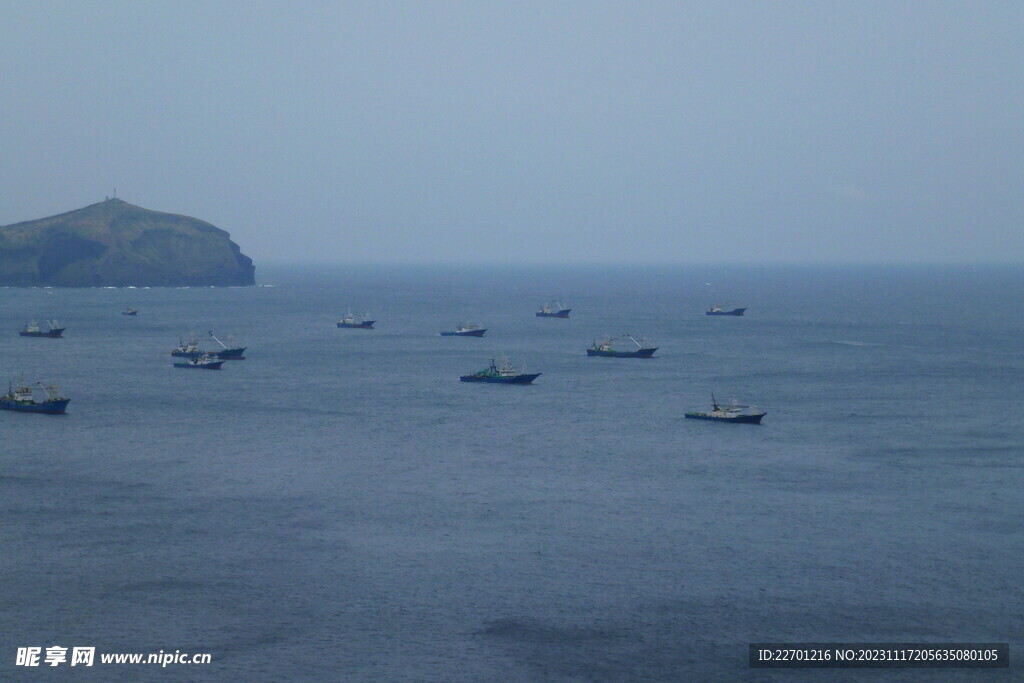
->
[[171, 334, 202, 358], [207, 331, 246, 359], [170, 332, 246, 360], [586, 334, 657, 358], [536, 300, 571, 318], [460, 357, 540, 384], [0, 380, 70, 414], [440, 322, 487, 337], [19, 320, 64, 338], [685, 395, 765, 424], [337, 312, 375, 329], [706, 305, 746, 316], [122, 307, 138, 316]]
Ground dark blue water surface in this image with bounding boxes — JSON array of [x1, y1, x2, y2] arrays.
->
[[2, 264, 1021, 681]]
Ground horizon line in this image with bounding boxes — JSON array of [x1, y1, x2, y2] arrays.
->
[[253, 260, 1024, 268]]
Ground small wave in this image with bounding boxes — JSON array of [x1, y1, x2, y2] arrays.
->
[[831, 340, 882, 347]]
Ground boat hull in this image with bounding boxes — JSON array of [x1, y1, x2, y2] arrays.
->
[[171, 348, 245, 359], [173, 361, 224, 369], [460, 373, 540, 384], [122, 312, 138, 316], [441, 329, 487, 337], [0, 398, 70, 414], [587, 347, 657, 358], [19, 329, 64, 338], [706, 309, 746, 316], [684, 412, 765, 424], [536, 310, 571, 318], [337, 321, 375, 329]]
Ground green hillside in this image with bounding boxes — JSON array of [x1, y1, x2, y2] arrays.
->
[[0, 199, 255, 286]]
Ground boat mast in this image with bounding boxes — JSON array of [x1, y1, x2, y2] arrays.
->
[[209, 331, 228, 349]]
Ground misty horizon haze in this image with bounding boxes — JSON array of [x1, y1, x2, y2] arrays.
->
[[1, 1, 1021, 265]]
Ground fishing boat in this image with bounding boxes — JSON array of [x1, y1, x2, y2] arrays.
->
[[207, 331, 246, 359], [122, 307, 139, 316], [19, 320, 64, 338], [586, 334, 657, 358], [170, 334, 202, 357], [0, 380, 70, 414], [536, 300, 571, 318], [685, 395, 766, 424], [460, 357, 540, 384], [173, 354, 225, 370], [171, 332, 245, 359], [337, 312, 375, 329], [440, 322, 487, 337], [171, 335, 200, 358], [706, 305, 746, 316]]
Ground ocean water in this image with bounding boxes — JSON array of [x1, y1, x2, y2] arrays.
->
[[1, 264, 1021, 681]]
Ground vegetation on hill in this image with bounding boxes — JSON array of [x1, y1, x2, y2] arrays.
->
[[0, 199, 255, 286]]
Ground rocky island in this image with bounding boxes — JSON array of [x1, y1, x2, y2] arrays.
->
[[0, 198, 255, 287]]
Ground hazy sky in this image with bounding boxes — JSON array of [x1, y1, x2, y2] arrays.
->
[[1, 1, 1021, 264]]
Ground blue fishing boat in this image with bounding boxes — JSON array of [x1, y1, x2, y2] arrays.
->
[[122, 307, 138, 316], [0, 380, 70, 414], [440, 322, 487, 337], [207, 331, 246, 359], [171, 332, 245, 359], [461, 357, 540, 384], [586, 334, 657, 358], [685, 395, 765, 424], [337, 312, 375, 329], [536, 300, 571, 318], [706, 305, 746, 316], [19, 320, 64, 338]]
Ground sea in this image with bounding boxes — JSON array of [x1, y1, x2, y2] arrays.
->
[[1, 264, 1021, 681]]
